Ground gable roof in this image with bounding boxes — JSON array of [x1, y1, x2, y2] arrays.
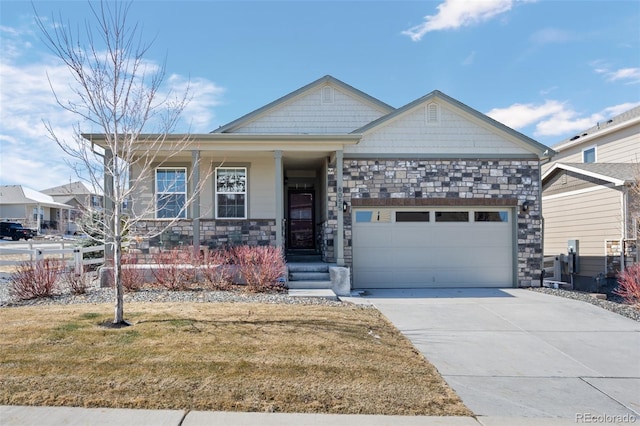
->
[[353, 90, 554, 158], [212, 75, 394, 134], [0, 185, 73, 209], [542, 162, 638, 186], [552, 105, 640, 152], [41, 181, 93, 196]]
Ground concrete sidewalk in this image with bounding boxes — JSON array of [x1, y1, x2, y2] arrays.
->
[[362, 288, 640, 422], [0, 405, 606, 425]]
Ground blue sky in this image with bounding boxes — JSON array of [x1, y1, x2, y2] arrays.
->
[[1, 0, 639, 190]]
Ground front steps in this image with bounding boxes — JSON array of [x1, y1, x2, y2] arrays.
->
[[286, 259, 338, 300]]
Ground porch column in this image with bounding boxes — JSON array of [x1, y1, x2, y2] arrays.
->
[[103, 149, 114, 262], [274, 150, 284, 248], [336, 150, 345, 266], [191, 150, 201, 257]]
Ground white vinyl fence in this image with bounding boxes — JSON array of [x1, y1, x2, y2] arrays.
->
[[0, 242, 105, 274]]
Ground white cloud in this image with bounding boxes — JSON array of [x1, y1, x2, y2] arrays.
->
[[486, 100, 566, 129], [487, 100, 640, 140], [402, 0, 521, 41], [591, 60, 640, 84]]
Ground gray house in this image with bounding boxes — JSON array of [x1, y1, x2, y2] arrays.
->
[[0, 185, 73, 232], [86, 75, 552, 289], [542, 106, 640, 291], [41, 181, 103, 234]]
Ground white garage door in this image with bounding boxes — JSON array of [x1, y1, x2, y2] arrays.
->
[[352, 208, 514, 288]]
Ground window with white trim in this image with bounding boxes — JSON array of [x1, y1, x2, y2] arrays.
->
[[216, 167, 247, 219], [583, 146, 596, 163], [156, 168, 187, 219]]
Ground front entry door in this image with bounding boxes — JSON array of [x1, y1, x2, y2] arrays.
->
[[288, 191, 315, 250]]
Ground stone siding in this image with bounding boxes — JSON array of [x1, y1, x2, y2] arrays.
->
[[325, 159, 542, 287], [129, 219, 277, 257]]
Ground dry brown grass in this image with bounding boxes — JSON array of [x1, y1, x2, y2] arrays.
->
[[0, 302, 471, 416]]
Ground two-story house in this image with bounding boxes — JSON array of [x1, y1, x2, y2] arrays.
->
[[542, 106, 640, 291]]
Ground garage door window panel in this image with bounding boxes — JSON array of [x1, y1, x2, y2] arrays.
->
[[474, 211, 509, 222], [396, 211, 430, 222], [435, 211, 469, 222]]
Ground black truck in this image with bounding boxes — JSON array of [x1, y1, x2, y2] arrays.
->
[[0, 222, 36, 240]]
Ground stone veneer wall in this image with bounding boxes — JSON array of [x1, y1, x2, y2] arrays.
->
[[128, 219, 277, 260], [325, 159, 542, 287]]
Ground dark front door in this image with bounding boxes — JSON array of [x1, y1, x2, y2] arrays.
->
[[288, 191, 315, 250]]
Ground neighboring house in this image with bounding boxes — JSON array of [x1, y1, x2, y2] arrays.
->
[[85, 75, 552, 289], [0, 185, 73, 233], [41, 181, 103, 234], [542, 106, 640, 292]]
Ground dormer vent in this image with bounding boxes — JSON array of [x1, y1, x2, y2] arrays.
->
[[321, 86, 334, 104]]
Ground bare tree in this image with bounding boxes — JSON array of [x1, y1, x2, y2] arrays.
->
[[35, 1, 211, 325]]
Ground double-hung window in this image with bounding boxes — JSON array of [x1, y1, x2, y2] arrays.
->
[[216, 167, 247, 219], [156, 168, 187, 219]]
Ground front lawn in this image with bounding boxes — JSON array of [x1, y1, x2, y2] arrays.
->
[[0, 302, 471, 416]]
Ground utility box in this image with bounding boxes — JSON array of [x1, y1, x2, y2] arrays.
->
[[567, 239, 579, 274]]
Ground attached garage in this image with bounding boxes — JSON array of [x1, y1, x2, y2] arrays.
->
[[352, 207, 515, 288]]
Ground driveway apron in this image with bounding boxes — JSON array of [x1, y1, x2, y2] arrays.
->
[[363, 288, 640, 419]]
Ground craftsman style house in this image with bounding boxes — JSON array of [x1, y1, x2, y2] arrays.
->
[[85, 75, 552, 289]]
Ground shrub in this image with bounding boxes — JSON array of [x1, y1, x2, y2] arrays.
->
[[151, 249, 197, 291], [234, 245, 287, 293], [201, 249, 233, 290], [121, 253, 144, 292], [614, 263, 640, 308], [61, 267, 91, 295], [9, 258, 62, 300]]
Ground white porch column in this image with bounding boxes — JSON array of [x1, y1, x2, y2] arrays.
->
[[191, 150, 201, 257], [274, 150, 284, 248], [335, 150, 345, 266]]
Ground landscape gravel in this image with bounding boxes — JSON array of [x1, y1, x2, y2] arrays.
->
[[530, 287, 640, 322], [1, 272, 637, 321], [0, 273, 346, 308]]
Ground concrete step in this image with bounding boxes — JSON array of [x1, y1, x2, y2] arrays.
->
[[287, 262, 332, 273], [289, 272, 330, 282], [287, 280, 333, 290], [288, 288, 338, 301]]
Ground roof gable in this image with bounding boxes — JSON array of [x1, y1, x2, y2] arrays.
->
[[348, 91, 553, 157], [542, 162, 638, 186], [0, 185, 72, 208], [212, 75, 394, 135]]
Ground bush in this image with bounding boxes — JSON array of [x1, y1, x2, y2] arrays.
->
[[201, 249, 233, 290], [9, 258, 62, 300], [234, 246, 287, 293], [61, 267, 91, 295], [121, 253, 144, 292], [614, 263, 640, 308], [151, 249, 197, 291]]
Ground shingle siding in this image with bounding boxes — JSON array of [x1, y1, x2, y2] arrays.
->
[[347, 104, 533, 156], [231, 86, 387, 134]]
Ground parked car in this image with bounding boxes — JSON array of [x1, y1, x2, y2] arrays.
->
[[0, 222, 36, 241]]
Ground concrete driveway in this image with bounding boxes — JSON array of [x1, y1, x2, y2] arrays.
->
[[362, 288, 640, 421]]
